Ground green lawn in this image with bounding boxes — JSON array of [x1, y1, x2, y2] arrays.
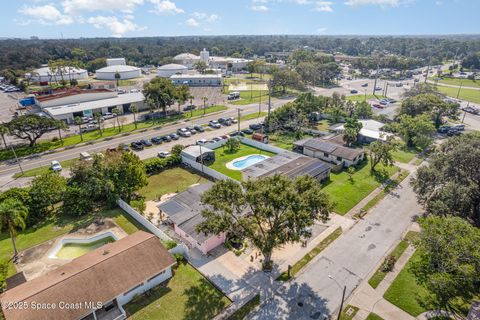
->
[[13, 158, 79, 178], [391, 147, 418, 164], [368, 239, 410, 289], [0, 105, 228, 162], [436, 86, 480, 104], [139, 167, 210, 201], [268, 132, 311, 151], [277, 227, 342, 281], [434, 77, 480, 88], [322, 161, 399, 215], [227, 294, 260, 320], [383, 250, 432, 316], [208, 144, 276, 180], [346, 94, 386, 102], [240, 112, 267, 122], [0, 208, 141, 277], [340, 305, 359, 320], [366, 312, 384, 320], [315, 120, 331, 132], [231, 91, 269, 105], [124, 261, 231, 320]]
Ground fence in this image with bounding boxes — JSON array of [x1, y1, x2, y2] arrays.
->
[[239, 137, 286, 154], [182, 157, 235, 182], [117, 199, 172, 241]]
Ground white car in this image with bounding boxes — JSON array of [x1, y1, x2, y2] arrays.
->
[[158, 151, 171, 158], [51, 160, 62, 172], [196, 139, 208, 146], [177, 128, 191, 137]]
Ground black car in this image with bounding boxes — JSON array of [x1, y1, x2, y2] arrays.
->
[[230, 131, 245, 137], [242, 128, 254, 134], [169, 133, 180, 140], [151, 136, 163, 144], [186, 126, 197, 134], [140, 139, 153, 147], [249, 123, 262, 130], [447, 130, 462, 137], [222, 119, 232, 126], [350, 89, 358, 94], [438, 126, 451, 134], [162, 135, 172, 142], [218, 117, 228, 124], [130, 141, 144, 151], [183, 105, 196, 111], [118, 143, 130, 152], [194, 125, 205, 132]]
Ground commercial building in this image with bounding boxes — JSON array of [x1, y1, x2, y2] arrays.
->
[[158, 182, 226, 255], [170, 74, 223, 87], [0, 231, 175, 320], [157, 64, 188, 78], [95, 65, 142, 80], [34, 88, 146, 124], [28, 66, 88, 83], [173, 53, 200, 68], [293, 137, 365, 168], [242, 151, 331, 182]]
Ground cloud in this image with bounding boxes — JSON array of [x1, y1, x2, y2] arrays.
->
[[344, 0, 410, 6], [316, 27, 327, 33], [87, 16, 145, 37], [192, 12, 219, 22], [185, 18, 199, 27], [61, 0, 144, 14], [314, 1, 333, 11], [250, 5, 269, 11], [19, 4, 74, 25], [149, 0, 184, 15]]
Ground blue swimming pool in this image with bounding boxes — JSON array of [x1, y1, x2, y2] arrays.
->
[[232, 155, 268, 169]]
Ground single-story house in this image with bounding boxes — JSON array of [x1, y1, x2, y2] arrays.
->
[[332, 119, 393, 143], [158, 182, 225, 255], [293, 138, 365, 168], [181, 145, 215, 164], [242, 151, 331, 182], [0, 231, 175, 320]]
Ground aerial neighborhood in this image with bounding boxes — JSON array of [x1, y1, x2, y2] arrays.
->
[[0, 2, 479, 320]]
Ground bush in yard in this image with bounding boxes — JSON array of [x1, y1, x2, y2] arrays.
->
[[381, 255, 397, 272], [144, 155, 181, 175], [224, 138, 240, 153], [163, 240, 177, 250]]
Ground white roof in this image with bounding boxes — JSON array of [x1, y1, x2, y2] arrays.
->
[[44, 92, 144, 116], [358, 129, 393, 141], [158, 64, 188, 71], [170, 74, 222, 79], [95, 65, 140, 73], [33, 66, 87, 76], [174, 53, 200, 60], [334, 119, 393, 142]]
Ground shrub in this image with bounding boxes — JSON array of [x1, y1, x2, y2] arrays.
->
[[163, 240, 178, 250], [381, 255, 397, 272], [173, 252, 184, 263], [144, 155, 181, 175]]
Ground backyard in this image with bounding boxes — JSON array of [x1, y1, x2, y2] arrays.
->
[[124, 260, 231, 320], [208, 143, 276, 180], [139, 167, 210, 201], [322, 160, 399, 215]]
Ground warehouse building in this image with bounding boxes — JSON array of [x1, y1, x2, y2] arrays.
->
[[170, 74, 222, 87], [28, 66, 88, 83], [157, 64, 188, 78], [95, 65, 142, 80], [173, 53, 200, 68]]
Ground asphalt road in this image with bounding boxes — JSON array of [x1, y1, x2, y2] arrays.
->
[[0, 101, 286, 177], [250, 173, 421, 320]]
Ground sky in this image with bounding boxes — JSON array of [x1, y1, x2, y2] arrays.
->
[[0, 0, 478, 39]]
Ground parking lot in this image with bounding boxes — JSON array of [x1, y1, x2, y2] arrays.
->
[[0, 91, 24, 123]]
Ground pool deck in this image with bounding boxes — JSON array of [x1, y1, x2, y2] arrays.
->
[[14, 218, 127, 280]]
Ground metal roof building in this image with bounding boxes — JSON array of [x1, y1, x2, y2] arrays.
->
[[95, 65, 142, 80], [157, 64, 188, 78]]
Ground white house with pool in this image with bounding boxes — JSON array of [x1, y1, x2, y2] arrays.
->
[[0, 231, 176, 320]]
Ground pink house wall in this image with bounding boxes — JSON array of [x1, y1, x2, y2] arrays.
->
[[173, 224, 225, 255]]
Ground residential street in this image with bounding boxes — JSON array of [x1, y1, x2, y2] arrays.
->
[[250, 172, 421, 320]]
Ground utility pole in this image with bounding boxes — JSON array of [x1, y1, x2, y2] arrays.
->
[[266, 80, 272, 132], [456, 77, 463, 99], [337, 285, 347, 320], [373, 59, 380, 95], [424, 65, 430, 83], [199, 144, 204, 175], [10, 144, 23, 175], [237, 108, 242, 133]]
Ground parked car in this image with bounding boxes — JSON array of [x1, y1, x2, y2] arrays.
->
[[169, 133, 180, 140], [51, 160, 62, 172], [118, 143, 130, 152], [218, 117, 228, 124], [227, 92, 240, 100], [183, 105, 196, 111], [221, 135, 230, 140], [350, 89, 358, 94], [194, 125, 205, 132], [450, 124, 465, 131], [130, 141, 144, 151], [209, 120, 221, 129], [79, 152, 93, 162], [438, 126, 451, 134], [249, 123, 262, 130], [212, 137, 222, 142], [227, 117, 238, 124], [230, 131, 245, 137], [161, 135, 172, 142], [222, 119, 232, 126], [196, 139, 208, 145], [361, 83, 368, 87], [372, 104, 384, 109], [140, 139, 153, 147], [177, 128, 191, 137], [186, 126, 197, 134], [151, 136, 163, 144], [447, 130, 462, 137], [242, 128, 254, 134], [375, 86, 382, 91], [158, 151, 171, 158]]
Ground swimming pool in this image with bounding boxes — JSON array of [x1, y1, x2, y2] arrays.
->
[[49, 232, 117, 260], [229, 154, 269, 170]]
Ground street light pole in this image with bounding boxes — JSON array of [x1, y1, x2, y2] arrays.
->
[[10, 144, 23, 175], [328, 275, 347, 320], [266, 80, 272, 132]]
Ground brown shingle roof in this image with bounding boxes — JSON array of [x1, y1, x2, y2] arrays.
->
[[36, 88, 113, 102], [1, 231, 175, 320]]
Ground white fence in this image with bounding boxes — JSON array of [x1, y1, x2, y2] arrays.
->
[[239, 137, 286, 154], [182, 157, 236, 182], [117, 199, 172, 241]]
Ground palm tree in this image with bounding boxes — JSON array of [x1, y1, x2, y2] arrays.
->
[[0, 123, 8, 149], [129, 104, 138, 129], [202, 96, 208, 115], [94, 113, 103, 136], [0, 198, 29, 257], [188, 95, 194, 117], [74, 116, 84, 142], [112, 108, 122, 131]]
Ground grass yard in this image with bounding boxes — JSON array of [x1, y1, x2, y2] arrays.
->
[[208, 144, 276, 180], [366, 312, 384, 320], [434, 77, 480, 88], [391, 147, 418, 164], [436, 86, 480, 104], [315, 119, 331, 132], [268, 132, 312, 151], [346, 94, 386, 102], [124, 261, 231, 320], [240, 111, 267, 122], [0, 105, 228, 162], [322, 160, 399, 215], [13, 158, 79, 178], [227, 294, 260, 320], [0, 208, 141, 277], [340, 305, 359, 320], [139, 167, 210, 201], [368, 238, 410, 289], [277, 227, 342, 281], [383, 250, 432, 316], [231, 90, 269, 106]]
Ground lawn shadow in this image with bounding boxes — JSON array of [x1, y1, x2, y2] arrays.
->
[[124, 279, 173, 317]]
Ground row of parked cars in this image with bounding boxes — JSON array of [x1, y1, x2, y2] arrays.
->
[[438, 124, 465, 136], [0, 83, 21, 92], [208, 117, 238, 129]]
